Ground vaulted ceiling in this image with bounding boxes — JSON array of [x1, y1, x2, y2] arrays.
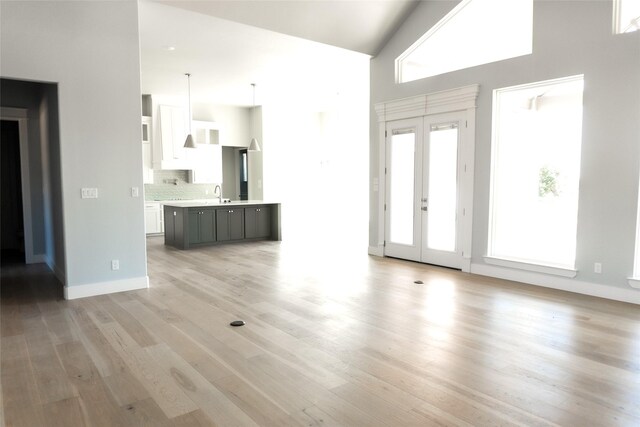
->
[[159, 0, 420, 56], [140, 1, 420, 107]]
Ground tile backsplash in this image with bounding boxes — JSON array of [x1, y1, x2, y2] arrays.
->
[[144, 170, 220, 201]]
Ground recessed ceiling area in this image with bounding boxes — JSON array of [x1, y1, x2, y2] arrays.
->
[[139, 1, 372, 108], [158, 0, 419, 56]]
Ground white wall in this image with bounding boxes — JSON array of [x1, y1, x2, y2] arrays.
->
[[151, 94, 251, 148], [262, 81, 369, 249], [196, 104, 251, 148], [248, 106, 264, 200], [1, 1, 147, 295], [370, 0, 640, 300]]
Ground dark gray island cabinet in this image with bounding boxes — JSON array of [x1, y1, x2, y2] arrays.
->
[[163, 201, 281, 249]]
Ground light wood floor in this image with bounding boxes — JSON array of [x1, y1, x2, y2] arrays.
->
[[1, 236, 639, 426]]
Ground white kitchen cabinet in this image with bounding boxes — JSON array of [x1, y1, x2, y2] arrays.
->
[[156, 105, 192, 170], [142, 116, 154, 184], [192, 120, 221, 145], [144, 202, 162, 234]]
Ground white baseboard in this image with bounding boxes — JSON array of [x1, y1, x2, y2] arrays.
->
[[471, 263, 640, 305], [368, 245, 384, 257], [461, 257, 471, 273], [64, 276, 149, 300]]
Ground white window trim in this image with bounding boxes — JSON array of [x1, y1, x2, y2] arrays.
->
[[396, 0, 472, 83], [628, 278, 640, 289], [396, 0, 533, 83], [487, 75, 584, 276], [373, 84, 479, 272], [613, 0, 640, 34], [484, 256, 577, 278]]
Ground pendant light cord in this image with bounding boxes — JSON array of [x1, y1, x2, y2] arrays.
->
[[251, 83, 256, 137], [186, 73, 192, 134]]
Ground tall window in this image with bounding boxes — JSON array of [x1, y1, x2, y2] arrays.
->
[[614, 0, 640, 34], [488, 76, 584, 270], [396, 0, 533, 83]]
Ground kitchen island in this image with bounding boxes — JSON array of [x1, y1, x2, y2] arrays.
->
[[163, 200, 281, 249]]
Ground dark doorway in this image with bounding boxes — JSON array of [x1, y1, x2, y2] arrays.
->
[[1, 120, 25, 264], [239, 148, 248, 200]]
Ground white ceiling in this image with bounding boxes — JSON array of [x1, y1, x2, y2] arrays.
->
[[158, 0, 419, 56], [139, 1, 413, 108]]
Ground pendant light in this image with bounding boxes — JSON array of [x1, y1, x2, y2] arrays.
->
[[184, 73, 196, 148], [248, 83, 261, 151]]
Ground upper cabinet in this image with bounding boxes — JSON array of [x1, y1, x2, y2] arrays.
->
[[149, 102, 225, 179], [142, 116, 154, 184], [193, 120, 221, 145], [155, 105, 192, 170]]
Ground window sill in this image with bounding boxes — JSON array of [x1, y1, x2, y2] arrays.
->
[[628, 278, 640, 289], [484, 256, 577, 278]]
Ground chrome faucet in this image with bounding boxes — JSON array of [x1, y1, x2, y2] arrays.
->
[[214, 184, 222, 203]]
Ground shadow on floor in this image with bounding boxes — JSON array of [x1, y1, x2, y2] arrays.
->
[[1, 254, 64, 304]]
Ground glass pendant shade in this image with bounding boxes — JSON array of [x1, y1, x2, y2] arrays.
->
[[184, 133, 196, 148], [249, 137, 261, 151]]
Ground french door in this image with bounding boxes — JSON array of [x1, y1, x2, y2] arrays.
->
[[384, 112, 464, 269]]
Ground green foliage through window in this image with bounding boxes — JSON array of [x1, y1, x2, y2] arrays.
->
[[539, 166, 560, 197]]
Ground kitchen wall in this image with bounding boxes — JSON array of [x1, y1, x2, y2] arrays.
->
[[1, 0, 147, 297], [370, 0, 640, 301], [144, 170, 220, 201], [194, 103, 251, 148], [149, 95, 252, 147], [144, 97, 258, 200]]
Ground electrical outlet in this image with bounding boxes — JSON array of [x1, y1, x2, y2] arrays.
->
[[594, 262, 602, 274], [111, 260, 119, 271], [81, 188, 98, 199]]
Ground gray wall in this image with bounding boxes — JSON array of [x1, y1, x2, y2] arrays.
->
[[370, 1, 640, 290], [39, 84, 65, 280], [1, 1, 147, 288]]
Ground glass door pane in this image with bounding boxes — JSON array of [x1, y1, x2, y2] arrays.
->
[[389, 131, 416, 245], [426, 125, 458, 251]]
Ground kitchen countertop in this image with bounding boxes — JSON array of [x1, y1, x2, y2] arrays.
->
[[161, 200, 279, 208]]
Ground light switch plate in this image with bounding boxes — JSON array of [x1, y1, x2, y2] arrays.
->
[[81, 188, 98, 199], [131, 187, 139, 197]]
